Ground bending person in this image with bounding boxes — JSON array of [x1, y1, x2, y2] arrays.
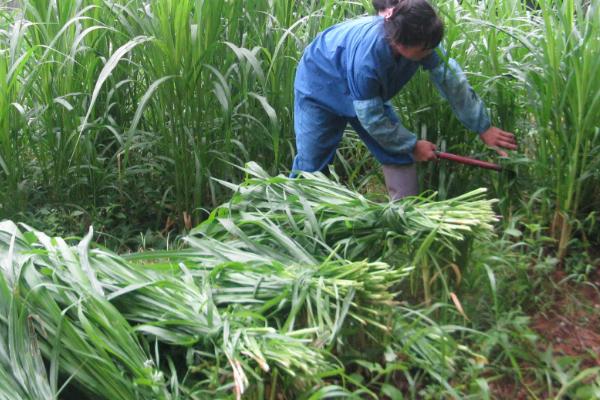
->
[[291, 0, 517, 199]]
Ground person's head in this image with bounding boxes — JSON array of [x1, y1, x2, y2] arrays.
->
[[372, 0, 399, 15], [384, 0, 444, 61]]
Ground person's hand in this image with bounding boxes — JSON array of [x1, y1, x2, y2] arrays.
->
[[479, 126, 517, 157], [413, 140, 437, 162]]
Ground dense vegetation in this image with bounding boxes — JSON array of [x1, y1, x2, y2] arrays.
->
[[0, 0, 599, 398]]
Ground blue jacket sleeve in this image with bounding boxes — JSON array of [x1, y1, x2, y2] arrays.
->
[[353, 97, 417, 156], [427, 55, 491, 134]]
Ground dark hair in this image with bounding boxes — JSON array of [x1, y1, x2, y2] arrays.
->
[[372, 0, 399, 12], [384, 0, 444, 50]]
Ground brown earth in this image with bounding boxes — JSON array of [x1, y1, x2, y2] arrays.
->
[[530, 267, 600, 368], [490, 261, 600, 399]]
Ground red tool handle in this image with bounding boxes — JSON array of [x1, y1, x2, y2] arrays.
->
[[435, 151, 502, 171]]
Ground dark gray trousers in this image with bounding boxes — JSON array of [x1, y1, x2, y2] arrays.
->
[[382, 164, 418, 200]]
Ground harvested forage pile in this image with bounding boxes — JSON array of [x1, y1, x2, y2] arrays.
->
[[0, 164, 498, 399], [193, 163, 499, 303], [194, 162, 498, 262]]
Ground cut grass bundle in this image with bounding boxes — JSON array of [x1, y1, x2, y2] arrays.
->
[[192, 162, 498, 303], [0, 269, 55, 400], [180, 237, 410, 340], [0, 222, 346, 398], [0, 221, 171, 400], [0, 182, 495, 399], [197, 163, 497, 256], [78, 236, 339, 397], [0, 215, 473, 398]]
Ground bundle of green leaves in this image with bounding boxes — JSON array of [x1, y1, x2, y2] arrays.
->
[[192, 162, 498, 303], [0, 166, 499, 398], [0, 221, 341, 399]]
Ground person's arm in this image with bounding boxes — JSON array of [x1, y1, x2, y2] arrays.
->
[[353, 98, 437, 161], [426, 55, 491, 134], [423, 50, 517, 155], [353, 98, 416, 155]]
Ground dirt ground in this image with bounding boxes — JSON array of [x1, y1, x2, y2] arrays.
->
[[531, 267, 600, 368], [490, 261, 600, 399]]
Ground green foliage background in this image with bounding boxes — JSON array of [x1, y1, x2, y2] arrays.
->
[[0, 0, 599, 398]]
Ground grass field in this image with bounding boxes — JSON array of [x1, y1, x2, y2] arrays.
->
[[0, 0, 599, 398]]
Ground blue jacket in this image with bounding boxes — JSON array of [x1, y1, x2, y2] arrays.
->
[[294, 16, 491, 155]]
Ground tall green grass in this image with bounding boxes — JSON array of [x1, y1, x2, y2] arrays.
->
[[0, 0, 369, 230], [0, 9, 29, 215], [518, 0, 600, 258]]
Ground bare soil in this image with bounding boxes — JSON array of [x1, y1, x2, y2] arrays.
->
[[531, 267, 600, 368], [490, 261, 600, 399]]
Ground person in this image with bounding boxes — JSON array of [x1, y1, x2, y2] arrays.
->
[[291, 0, 517, 199]]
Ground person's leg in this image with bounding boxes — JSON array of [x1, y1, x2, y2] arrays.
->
[[348, 103, 418, 200], [291, 92, 347, 176], [381, 164, 418, 200]]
